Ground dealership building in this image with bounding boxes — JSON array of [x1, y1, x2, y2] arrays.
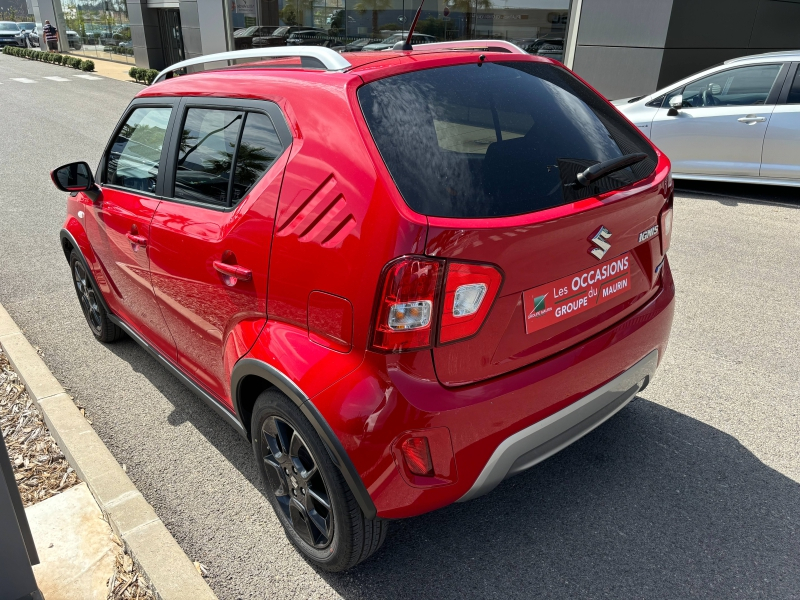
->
[[26, 0, 800, 99]]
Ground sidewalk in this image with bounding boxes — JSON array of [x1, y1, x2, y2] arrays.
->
[[0, 304, 215, 600]]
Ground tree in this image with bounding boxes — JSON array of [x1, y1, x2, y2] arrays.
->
[[353, 0, 393, 36]]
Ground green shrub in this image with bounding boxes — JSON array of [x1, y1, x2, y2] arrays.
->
[[53, 53, 63, 64], [81, 59, 94, 72], [128, 66, 137, 79], [144, 69, 158, 85]]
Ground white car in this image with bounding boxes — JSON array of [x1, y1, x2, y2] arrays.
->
[[614, 51, 800, 186]]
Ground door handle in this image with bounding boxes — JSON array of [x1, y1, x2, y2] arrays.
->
[[126, 233, 147, 246], [737, 115, 766, 124], [213, 261, 252, 282]]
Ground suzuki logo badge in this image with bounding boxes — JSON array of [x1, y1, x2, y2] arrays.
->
[[590, 226, 612, 260]]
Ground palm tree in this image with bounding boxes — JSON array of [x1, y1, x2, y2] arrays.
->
[[354, 0, 393, 36]]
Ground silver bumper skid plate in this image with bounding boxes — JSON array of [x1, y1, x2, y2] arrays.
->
[[459, 349, 659, 502]]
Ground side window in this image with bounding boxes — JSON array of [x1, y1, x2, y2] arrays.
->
[[646, 94, 666, 108], [679, 64, 782, 108], [174, 108, 244, 207], [230, 112, 283, 205], [786, 68, 800, 104], [106, 106, 172, 193]]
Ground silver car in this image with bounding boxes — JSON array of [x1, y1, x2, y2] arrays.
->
[[614, 51, 800, 186]]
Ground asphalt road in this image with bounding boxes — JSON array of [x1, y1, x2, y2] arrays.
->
[[1, 54, 798, 599]]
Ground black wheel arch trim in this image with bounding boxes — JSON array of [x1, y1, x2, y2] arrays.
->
[[231, 358, 377, 520], [60, 229, 112, 315]]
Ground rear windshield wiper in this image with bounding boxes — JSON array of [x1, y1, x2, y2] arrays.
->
[[572, 153, 648, 188]]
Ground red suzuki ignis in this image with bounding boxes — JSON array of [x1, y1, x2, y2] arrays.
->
[[51, 41, 675, 571]]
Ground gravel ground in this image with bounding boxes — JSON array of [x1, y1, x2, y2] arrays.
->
[[0, 53, 798, 599], [1, 348, 155, 599], [1, 348, 79, 505]]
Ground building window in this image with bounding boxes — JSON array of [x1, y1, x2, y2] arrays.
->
[[228, 0, 571, 63], [59, 0, 134, 64]]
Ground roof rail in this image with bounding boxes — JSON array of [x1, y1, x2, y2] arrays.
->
[[414, 40, 527, 54], [153, 47, 353, 84]]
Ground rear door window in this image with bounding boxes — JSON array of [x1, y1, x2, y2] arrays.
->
[[171, 108, 284, 208], [174, 108, 244, 207], [358, 61, 656, 218]]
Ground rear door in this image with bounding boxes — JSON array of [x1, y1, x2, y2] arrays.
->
[[358, 59, 669, 386], [761, 62, 800, 180], [148, 99, 291, 404], [650, 63, 786, 176], [86, 100, 179, 359]]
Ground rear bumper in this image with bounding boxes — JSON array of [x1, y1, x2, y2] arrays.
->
[[312, 259, 675, 519], [459, 349, 658, 502]]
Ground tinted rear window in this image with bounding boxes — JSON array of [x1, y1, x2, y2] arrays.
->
[[358, 61, 657, 218]]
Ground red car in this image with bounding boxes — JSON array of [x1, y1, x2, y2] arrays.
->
[[51, 42, 675, 572]]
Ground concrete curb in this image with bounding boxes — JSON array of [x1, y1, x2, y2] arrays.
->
[[0, 303, 217, 600]]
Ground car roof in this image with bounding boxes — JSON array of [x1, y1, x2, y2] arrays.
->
[[139, 49, 553, 99], [724, 50, 800, 64]]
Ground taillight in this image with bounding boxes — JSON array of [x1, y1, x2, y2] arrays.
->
[[660, 197, 673, 254], [370, 256, 443, 352], [439, 262, 503, 344], [370, 256, 502, 352]]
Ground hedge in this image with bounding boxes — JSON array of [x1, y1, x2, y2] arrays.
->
[[128, 66, 160, 85], [2, 45, 95, 72]]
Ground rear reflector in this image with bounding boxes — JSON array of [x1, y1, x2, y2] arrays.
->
[[400, 437, 434, 477], [439, 262, 503, 344]]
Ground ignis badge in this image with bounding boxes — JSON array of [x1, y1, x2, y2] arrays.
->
[[638, 224, 659, 243]]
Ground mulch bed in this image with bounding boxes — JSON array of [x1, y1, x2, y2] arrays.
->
[[1, 347, 155, 599]]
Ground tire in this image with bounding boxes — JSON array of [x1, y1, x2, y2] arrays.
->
[[69, 251, 124, 343], [252, 389, 387, 571]]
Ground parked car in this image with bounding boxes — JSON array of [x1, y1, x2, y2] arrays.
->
[[0, 21, 25, 47], [252, 25, 326, 47], [234, 25, 278, 49], [333, 37, 380, 52], [615, 50, 800, 185], [514, 34, 564, 61], [51, 42, 675, 572], [285, 30, 339, 47], [362, 32, 435, 51], [66, 30, 82, 50]]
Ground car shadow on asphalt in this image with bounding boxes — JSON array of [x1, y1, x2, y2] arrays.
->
[[324, 397, 799, 599], [110, 341, 799, 599]]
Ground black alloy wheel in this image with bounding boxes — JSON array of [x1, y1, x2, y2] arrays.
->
[[251, 390, 388, 571], [261, 415, 333, 548], [69, 251, 123, 343], [73, 260, 103, 335]]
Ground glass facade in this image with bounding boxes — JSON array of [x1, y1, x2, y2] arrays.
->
[[59, 0, 133, 64], [230, 0, 570, 62]]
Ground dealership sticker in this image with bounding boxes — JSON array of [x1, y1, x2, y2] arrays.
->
[[522, 252, 632, 334]]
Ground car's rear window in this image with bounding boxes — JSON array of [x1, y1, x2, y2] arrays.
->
[[358, 61, 657, 218]]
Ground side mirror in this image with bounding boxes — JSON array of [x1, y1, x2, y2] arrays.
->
[[50, 161, 96, 192], [667, 94, 683, 116]]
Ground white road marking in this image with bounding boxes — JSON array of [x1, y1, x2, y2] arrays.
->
[[73, 74, 101, 80], [44, 76, 71, 82], [10, 78, 36, 83]]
